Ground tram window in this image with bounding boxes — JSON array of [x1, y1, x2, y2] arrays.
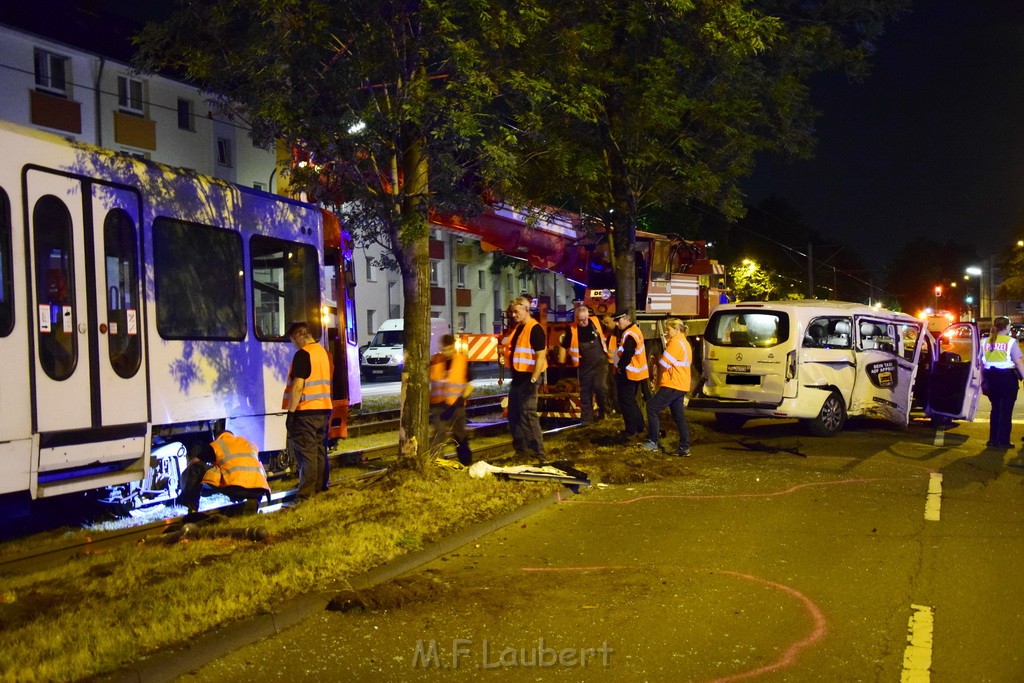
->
[[33, 196, 77, 380], [0, 189, 12, 337], [250, 235, 321, 341], [153, 218, 245, 340], [104, 209, 142, 377]]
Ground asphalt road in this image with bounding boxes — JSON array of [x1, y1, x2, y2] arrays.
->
[[181, 401, 1024, 682]]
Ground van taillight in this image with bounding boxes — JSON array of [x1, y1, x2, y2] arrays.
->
[[786, 350, 796, 380]]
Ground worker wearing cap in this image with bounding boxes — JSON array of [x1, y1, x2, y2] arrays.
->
[[613, 310, 649, 438], [980, 316, 1024, 448], [568, 302, 609, 425]]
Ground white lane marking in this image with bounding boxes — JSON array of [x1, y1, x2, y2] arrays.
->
[[901, 604, 934, 682], [924, 473, 942, 522], [933, 430, 945, 447]]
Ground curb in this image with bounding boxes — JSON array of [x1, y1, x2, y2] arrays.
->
[[101, 488, 573, 683]]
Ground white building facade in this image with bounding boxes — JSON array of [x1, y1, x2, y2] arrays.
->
[[0, 23, 577, 349]]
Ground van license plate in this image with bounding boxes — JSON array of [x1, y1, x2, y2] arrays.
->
[[727, 365, 750, 373]]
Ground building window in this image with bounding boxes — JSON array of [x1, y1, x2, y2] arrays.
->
[[458, 312, 468, 332], [117, 75, 144, 115], [506, 274, 513, 292], [177, 98, 194, 131], [430, 260, 440, 286], [456, 263, 467, 288], [34, 49, 69, 96], [478, 270, 485, 290], [366, 310, 376, 337], [479, 313, 486, 333], [216, 137, 233, 167], [365, 256, 377, 282], [253, 182, 266, 191]]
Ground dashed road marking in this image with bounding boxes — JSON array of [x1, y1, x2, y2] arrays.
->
[[933, 429, 945, 447], [924, 473, 942, 521], [901, 604, 934, 682]]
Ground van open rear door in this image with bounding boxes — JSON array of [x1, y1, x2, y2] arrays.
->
[[926, 322, 982, 422]]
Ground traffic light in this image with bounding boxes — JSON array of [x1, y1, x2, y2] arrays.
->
[[934, 285, 943, 297]]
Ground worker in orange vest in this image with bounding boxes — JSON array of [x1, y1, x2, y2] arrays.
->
[[430, 334, 474, 465], [502, 296, 548, 458], [283, 322, 333, 500], [613, 310, 649, 438], [567, 302, 609, 425], [179, 431, 270, 514], [642, 318, 692, 456]]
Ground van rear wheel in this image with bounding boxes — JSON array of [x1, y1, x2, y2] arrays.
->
[[807, 391, 845, 437]]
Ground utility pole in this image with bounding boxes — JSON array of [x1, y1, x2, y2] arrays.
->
[[807, 242, 814, 298]]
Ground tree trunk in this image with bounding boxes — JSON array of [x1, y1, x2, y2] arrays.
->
[[396, 134, 432, 471]]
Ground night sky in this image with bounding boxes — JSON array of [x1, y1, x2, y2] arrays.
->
[[742, 0, 1024, 263], [5, 1, 1024, 267]]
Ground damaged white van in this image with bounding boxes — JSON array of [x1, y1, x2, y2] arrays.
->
[[689, 301, 982, 436]]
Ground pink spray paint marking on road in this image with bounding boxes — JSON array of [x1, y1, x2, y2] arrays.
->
[[520, 564, 827, 681]]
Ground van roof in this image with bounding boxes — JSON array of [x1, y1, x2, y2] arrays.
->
[[718, 300, 917, 323]]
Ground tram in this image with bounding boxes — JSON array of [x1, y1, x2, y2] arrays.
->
[[0, 120, 360, 510]]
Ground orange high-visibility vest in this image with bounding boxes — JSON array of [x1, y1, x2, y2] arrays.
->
[[607, 333, 618, 365], [511, 318, 541, 373], [658, 333, 692, 391], [567, 318, 607, 367], [201, 431, 270, 492], [282, 342, 333, 411], [430, 351, 469, 405], [617, 324, 649, 381]]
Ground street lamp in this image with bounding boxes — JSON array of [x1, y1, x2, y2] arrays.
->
[[965, 266, 983, 320]]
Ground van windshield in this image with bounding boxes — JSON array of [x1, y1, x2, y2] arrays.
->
[[370, 330, 403, 346], [706, 311, 789, 348]]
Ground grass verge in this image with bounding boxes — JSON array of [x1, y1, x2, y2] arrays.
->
[[0, 468, 558, 682]]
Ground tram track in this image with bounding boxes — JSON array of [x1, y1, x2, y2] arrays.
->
[[0, 418, 580, 577]]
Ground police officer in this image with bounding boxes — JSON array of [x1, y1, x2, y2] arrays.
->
[[980, 316, 1024, 448], [613, 310, 649, 438]]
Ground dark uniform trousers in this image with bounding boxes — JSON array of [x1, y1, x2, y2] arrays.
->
[[289, 410, 331, 499], [578, 340, 609, 425], [508, 380, 545, 457]]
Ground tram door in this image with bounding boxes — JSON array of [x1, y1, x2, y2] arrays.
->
[[25, 169, 148, 436]]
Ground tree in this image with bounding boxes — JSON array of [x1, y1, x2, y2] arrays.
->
[[135, 0, 548, 470], [494, 0, 907, 316]]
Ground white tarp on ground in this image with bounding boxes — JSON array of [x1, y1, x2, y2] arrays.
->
[[467, 461, 575, 480]]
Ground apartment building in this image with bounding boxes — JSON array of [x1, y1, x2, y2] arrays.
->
[[0, 23, 577, 348]]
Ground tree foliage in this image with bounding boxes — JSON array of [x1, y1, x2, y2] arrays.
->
[[491, 0, 907, 315], [135, 0, 550, 469]]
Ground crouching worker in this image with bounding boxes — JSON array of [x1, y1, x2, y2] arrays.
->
[[430, 334, 474, 465], [179, 431, 271, 514]]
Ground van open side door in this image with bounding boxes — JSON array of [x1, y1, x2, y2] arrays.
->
[[849, 317, 922, 426], [926, 322, 982, 422]]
